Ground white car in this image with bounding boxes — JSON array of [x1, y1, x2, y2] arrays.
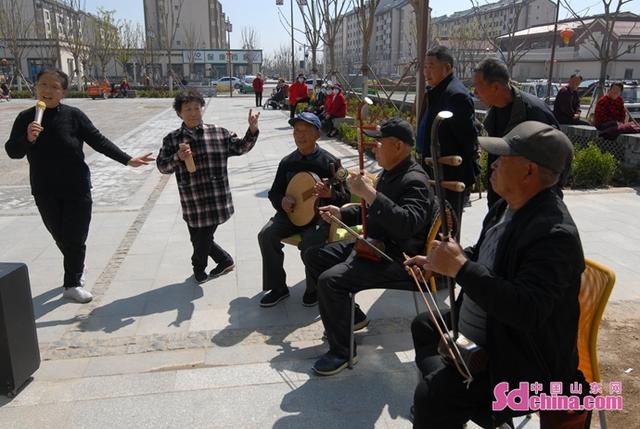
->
[[213, 76, 241, 90]]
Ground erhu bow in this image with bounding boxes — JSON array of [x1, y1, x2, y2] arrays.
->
[[406, 110, 483, 387]]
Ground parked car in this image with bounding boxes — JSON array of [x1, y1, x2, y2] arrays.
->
[[213, 76, 241, 91], [239, 75, 256, 94], [516, 80, 559, 104], [86, 81, 113, 99]]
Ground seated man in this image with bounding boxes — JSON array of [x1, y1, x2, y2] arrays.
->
[[305, 118, 433, 376], [0, 82, 9, 101], [406, 121, 588, 429], [258, 112, 350, 307], [553, 74, 590, 125]]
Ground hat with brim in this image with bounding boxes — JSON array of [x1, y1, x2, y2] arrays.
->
[[288, 112, 321, 130], [363, 117, 415, 146], [478, 121, 573, 174]]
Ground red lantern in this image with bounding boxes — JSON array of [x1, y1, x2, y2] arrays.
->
[[560, 28, 575, 46]]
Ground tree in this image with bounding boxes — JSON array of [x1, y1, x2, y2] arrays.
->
[[561, 0, 640, 101], [158, 0, 184, 83], [297, 0, 324, 76], [115, 19, 138, 80], [318, 0, 349, 77], [241, 26, 260, 75], [470, 0, 529, 76], [352, 0, 380, 98], [59, 0, 90, 91], [0, 0, 34, 90], [90, 8, 119, 80]]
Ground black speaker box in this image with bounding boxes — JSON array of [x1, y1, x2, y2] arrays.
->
[[0, 263, 40, 397]]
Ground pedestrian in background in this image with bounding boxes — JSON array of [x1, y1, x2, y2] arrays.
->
[[253, 73, 265, 108]]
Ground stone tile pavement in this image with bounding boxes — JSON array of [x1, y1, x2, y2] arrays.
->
[[1, 95, 636, 428]]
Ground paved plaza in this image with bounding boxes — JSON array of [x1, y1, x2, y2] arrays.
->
[[0, 96, 638, 428]]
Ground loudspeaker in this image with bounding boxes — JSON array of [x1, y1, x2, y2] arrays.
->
[[0, 263, 40, 397]]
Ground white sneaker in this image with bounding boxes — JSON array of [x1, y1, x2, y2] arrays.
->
[[63, 286, 93, 303]]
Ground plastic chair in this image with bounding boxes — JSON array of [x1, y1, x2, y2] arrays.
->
[[480, 258, 615, 429]]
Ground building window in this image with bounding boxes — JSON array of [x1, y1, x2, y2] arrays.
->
[[624, 69, 633, 79]]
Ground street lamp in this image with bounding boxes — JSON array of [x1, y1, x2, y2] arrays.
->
[[277, 0, 306, 81], [225, 17, 233, 97]]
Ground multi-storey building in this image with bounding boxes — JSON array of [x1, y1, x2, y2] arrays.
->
[[143, 0, 227, 51], [432, 0, 556, 40], [332, 0, 428, 77]]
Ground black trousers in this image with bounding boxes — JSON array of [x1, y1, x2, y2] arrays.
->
[[305, 241, 416, 359], [411, 312, 513, 429], [255, 91, 262, 107], [289, 104, 296, 119], [34, 193, 92, 288], [257, 212, 330, 293], [187, 224, 232, 273]]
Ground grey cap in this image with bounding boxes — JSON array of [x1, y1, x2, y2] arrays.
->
[[478, 121, 573, 174]]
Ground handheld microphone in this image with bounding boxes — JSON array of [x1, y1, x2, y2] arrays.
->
[[34, 101, 46, 125]]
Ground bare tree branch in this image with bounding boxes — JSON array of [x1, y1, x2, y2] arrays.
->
[[0, 0, 35, 90]]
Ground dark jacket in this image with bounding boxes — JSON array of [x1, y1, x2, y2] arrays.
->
[[341, 156, 432, 259], [417, 74, 478, 186], [268, 145, 350, 215], [5, 104, 131, 197], [553, 85, 580, 124], [456, 188, 585, 414]]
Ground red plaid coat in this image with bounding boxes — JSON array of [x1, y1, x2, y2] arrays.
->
[[157, 123, 258, 227]]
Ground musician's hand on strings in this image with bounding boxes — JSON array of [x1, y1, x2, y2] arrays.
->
[[347, 172, 376, 204], [404, 255, 432, 279], [281, 196, 296, 213], [427, 239, 468, 278], [318, 205, 340, 224], [314, 181, 332, 199]]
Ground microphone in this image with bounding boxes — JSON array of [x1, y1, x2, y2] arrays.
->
[[34, 101, 46, 125], [179, 143, 197, 173]]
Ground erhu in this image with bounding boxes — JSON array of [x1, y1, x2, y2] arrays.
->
[[406, 111, 487, 386]]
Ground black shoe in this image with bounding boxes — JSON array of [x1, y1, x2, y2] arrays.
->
[[194, 270, 209, 283], [312, 352, 356, 376], [209, 259, 235, 279], [302, 290, 318, 307], [260, 289, 290, 307]]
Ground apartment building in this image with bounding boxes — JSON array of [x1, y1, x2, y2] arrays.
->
[[432, 0, 556, 40], [143, 0, 227, 51]]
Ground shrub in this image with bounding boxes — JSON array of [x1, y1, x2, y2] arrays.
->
[[612, 165, 640, 186], [571, 143, 618, 188], [135, 89, 181, 98], [7, 90, 34, 99]]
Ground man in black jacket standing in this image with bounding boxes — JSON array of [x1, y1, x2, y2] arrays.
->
[[305, 118, 433, 376], [406, 122, 587, 429], [416, 46, 478, 228], [473, 58, 560, 208]]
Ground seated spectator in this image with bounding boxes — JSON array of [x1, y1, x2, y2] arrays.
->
[[594, 82, 640, 139], [119, 79, 130, 97], [553, 74, 590, 125], [323, 85, 346, 137], [0, 82, 9, 101]]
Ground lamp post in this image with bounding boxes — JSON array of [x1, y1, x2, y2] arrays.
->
[[277, 0, 306, 81], [546, 0, 561, 104], [226, 17, 233, 97]]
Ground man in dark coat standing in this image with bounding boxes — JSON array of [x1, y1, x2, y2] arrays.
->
[[416, 46, 478, 231], [473, 58, 560, 208]]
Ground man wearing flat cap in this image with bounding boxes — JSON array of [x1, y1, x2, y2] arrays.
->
[[406, 121, 588, 428], [305, 117, 434, 376], [258, 112, 350, 307]]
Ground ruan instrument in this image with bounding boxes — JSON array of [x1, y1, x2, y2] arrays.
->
[[285, 165, 348, 227]]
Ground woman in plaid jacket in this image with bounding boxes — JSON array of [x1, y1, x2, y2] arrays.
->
[[157, 90, 260, 283]]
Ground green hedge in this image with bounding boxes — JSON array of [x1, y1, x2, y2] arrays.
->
[[135, 89, 181, 98], [571, 143, 618, 188]]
